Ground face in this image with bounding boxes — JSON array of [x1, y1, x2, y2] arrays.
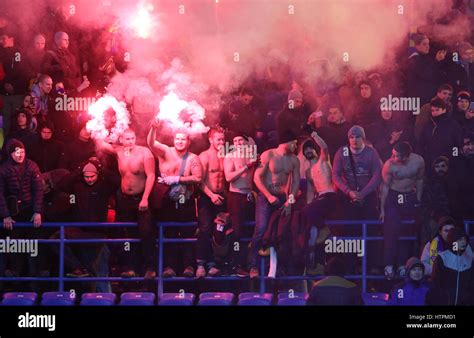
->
[[17, 113, 27, 127], [57, 33, 69, 49], [440, 224, 455, 242], [360, 84, 372, 99], [431, 106, 446, 117], [120, 131, 136, 148], [285, 140, 298, 154], [41, 127, 53, 141], [433, 161, 448, 176], [327, 107, 343, 124], [303, 147, 317, 160], [438, 89, 452, 102], [454, 237, 467, 252], [416, 38, 430, 55], [0, 35, 14, 48], [466, 110, 474, 120], [354, 72, 366, 85], [291, 98, 303, 109], [34, 35, 45, 51], [79, 127, 91, 141], [391, 149, 408, 164], [463, 141, 474, 156], [23, 95, 33, 108], [233, 136, 246, 147], [409, 266, 424, 281], [209, 132, 225, 151], [39, 77, 53, 94], [11, 147, 25, 164], [460, 49, 474, 63], [349, 135, 364, 150], [239, 94, 253, 106], [174, 133, 190, 152], [381, 110, 392, 121], [83, 172, 98, 186]]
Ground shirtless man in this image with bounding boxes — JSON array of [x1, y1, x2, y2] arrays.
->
[[303, 132, 337, 274], [380, 141, 425, 279], [97, 129, 156, 278], [196, 126, 227, 277], [250, 130, 300, 278], [223, 132, 258, 277], [147, 120, 202, 278]]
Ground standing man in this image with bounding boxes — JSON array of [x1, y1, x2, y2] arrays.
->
[[97, 128, 156, 278], [379, 141, 425, 279]]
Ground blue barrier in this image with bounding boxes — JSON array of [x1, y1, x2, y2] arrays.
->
[[1, 220, 473, 297]]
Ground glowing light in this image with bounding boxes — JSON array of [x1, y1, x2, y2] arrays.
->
[[130, 3, 155, 39], [156, 91, 208, 135], [86, 95, 130, 142]]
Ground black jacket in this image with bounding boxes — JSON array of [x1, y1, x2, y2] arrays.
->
[[316, 121, 351, 160], [406, 53, 444, 106], [29, 137, 65, 172], [0, 158, 44, 218]]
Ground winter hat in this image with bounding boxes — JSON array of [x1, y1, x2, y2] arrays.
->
[[288, 89, 303, 102], [447, 227, 468, 247], [82, 162, 98, 174], [348, 125, 366, 139], [456, 91, 471, 102], [6, 138, 25, 155], [405, 256, 424, 273]]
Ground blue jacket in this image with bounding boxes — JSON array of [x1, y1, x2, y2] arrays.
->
[[389, 279, 430, 306]]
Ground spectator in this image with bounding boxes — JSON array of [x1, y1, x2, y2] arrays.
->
[[30, 74, 53, 120], [0, 139, 44, 277], [388, 257, 430, 306], [3, 109, 37, 159], [420, 216, 456, 276], [29, 121, 65, 172], [23, 34, 47, 89], [351, 80, 381, 130], [221, 87, 259, 139], [277, 89, 312, 139], [59, 125, 96, 171], [453, 91, 474, 133], [447, 42, 474, 96], [307, 257, 363, 305], [426, 227, 474, 305]]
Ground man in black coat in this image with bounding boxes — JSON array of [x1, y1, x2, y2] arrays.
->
[[30, 121, 65, 172]]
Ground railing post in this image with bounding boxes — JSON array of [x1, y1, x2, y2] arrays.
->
[[362, 222, 367, 294], [158, 223, 164, 299], [59, 225, 65, 292], [259, 257, 265, 294]]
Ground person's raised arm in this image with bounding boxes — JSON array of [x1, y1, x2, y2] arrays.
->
[[311, 131, 330, 163], [96, 139, 117, 155], [147, 120, 169, 158]]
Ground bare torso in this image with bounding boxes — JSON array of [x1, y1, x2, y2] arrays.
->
[[388, 153, 424, 193], [264, 149, 296, 196], [200, 149, 225, 194], [308, 158, 335, 194], [226, 155, 253, 194], [117, 146, 148, 195]]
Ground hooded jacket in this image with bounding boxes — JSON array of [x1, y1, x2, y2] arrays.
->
[[389, 257, 430, 305]]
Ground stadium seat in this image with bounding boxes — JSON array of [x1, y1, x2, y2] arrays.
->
[[198, 292, 234, 306], [277, 292, 309, 306], [119, 292, 155, 306], [2, 292, 38, 306], [41, 292, 76, 306], [80, 293, 116, 306], [363, 293, 389, 306], [238, 292, 273, 306], [158, 293, 195, 306]]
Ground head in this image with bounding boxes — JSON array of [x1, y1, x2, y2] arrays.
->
[[413, 33, 429, 55], [208, 126, 225, 152], [432, 156, 449, 177], [456, 91, 471, 112], [368, 73, 382, 90], [238, 87, 254, 106], [447, 227, 469, 254], [438, 216, 456, 243], [353, 71, 367, 86], [23, 95, 34, 110], [232, 134, 248, 147], [348, 125, 366, 151], [430, 98, 447, 117], [38, 74, 53, 95], [78, 126, 91, 142], [359, 81, 372, 99], [391, 142, 412, 164], [33, 34, 45, 51], [0, 32, 14, 48], [436, 84, 453, 102], [381, 110, 392, 121], [39, 122, 54, 141], [463, 135, 474, 156], [324, 257, 346, 277], [458, 42, 474, 63], [288, 89, 304, 109], [82, 162, 99, 186], [405, 257, 424, 282], [54, 31, 69, 49], [278, 130, 298, 154], [119, 129, 136, 149], [15, 111, 29, 129], [303, 139, 318, 160], [174, 131, 190, 152], [327, 106, 344, 124], [7, 139, 26, 164]]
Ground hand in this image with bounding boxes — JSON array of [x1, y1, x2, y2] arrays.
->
[[210, 193, 224, 206], [281, 201, 292, 216], [138, 199, 148, 211], [267, 194, 279, 205], [379, 210, 385, 222], [3, 217, 15, 230], [435, 50, 447, 62], [389, 130, 403, 144], [348, 190, 362, 201], [4, 83, 14, 94], [31, 213, 42, 228], [311, 131, 318, 139], [77, 77, 91, 93], [161, 175, 180, 185], [151, 118, 161, 129]]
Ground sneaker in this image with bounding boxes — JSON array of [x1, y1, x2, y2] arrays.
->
[[231, 266, 249, 277], [258, 247, 270, 256], [249, 267, 259, 279], [67, 268, 91, 278], [384, 265, 395, 280], [207, 267, 221, 277], [144, 270, 156, 279], [182, 266, 194, 278], [162, 267, 176, 278], [196, 265, 206, 278], [306, 263, 325, 276], [397, 266, 406, 277]]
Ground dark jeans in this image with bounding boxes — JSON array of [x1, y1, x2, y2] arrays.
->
[[248, 192, 286, 269], [196, 193, 227, 267], [115, 190, 156, 271], [383, 189, 418, 267], [227, 191, 254, 268]]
